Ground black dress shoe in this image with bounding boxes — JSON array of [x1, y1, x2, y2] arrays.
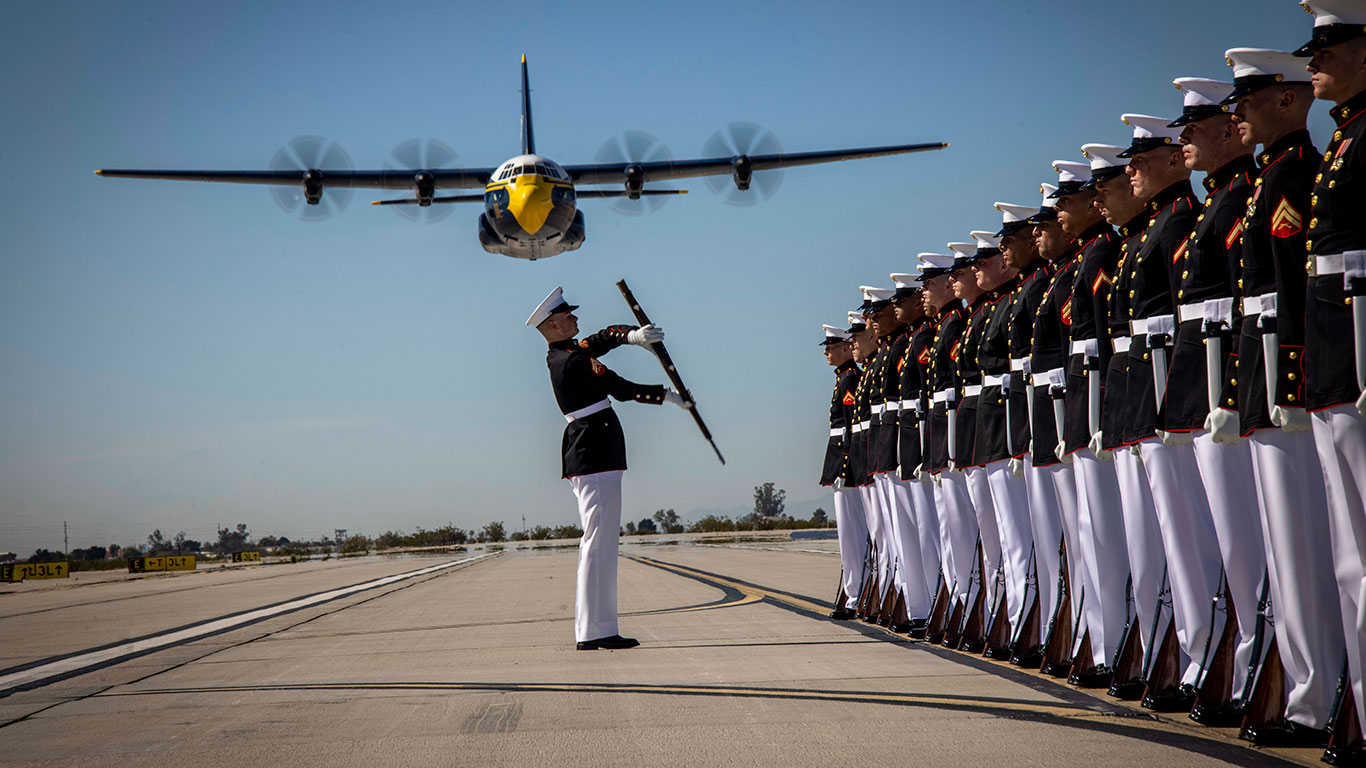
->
[[1068, 666, 1112, 688], [960, 639, 986, 654], [985, 645, 1013, 661], [1010, 650, 1044, 668], [576, 635, 641, 651], [1041, 660, 1073, 678], [829, 607, 857, 620], [907, 624, 929, 640], [1188, 701, 1244, 727], [1239, 719, 1330, 748], [1108, 679, 1146, 700], [1142, 684, 1196, 713], [1323, 739, 1366, 767], [888, 621, 912, 634], [925, 630, 944, 644]]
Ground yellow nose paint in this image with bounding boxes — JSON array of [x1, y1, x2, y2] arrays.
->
[[507, 175, 554, 234]]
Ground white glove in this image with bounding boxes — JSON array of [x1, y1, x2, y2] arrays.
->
[[1008, 457, 1025, 477], [1271, 405, 1311, 432], [1088, 431, 1114, 461], [662, 388, 692, 410], [1357, 388, 1366, 416], [627, 324, 665, 347], [1205, 408, 1242, 443], [834, 477, 846, 489], [1159, 430, 1194, 447], [1130, 444, 1143, 458], [948, 459, 962, 473], [1053, 444, 1074, 464]]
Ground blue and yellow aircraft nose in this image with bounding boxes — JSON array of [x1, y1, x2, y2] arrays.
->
[[506, 173, 555, 234]]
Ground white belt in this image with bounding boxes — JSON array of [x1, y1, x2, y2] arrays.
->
[[829, 427, 845, 438], [900, 399, 921, 413], [1070, 339, 1099, 358], [1309, 250, 1366, 279], [1130, 313, 1176, 337], [885, 401, 901, 413], [1112, 336, 1132, 354], [1177, 297, 1236, 327], [1034, 367, 1066, 388], [1010, 357, 1028, 372], [932, 388, 956, 404], [1242, 291, 1277, 318], [982, 374, 1006, 388], [963, 384, 983, 397], [564, 399, 611, 422], [871, 403, 886, 417]]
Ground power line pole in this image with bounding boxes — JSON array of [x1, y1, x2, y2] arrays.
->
[[63, 521, 69, 555]]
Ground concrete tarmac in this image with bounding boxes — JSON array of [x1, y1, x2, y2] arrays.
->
[[0, 540, 1308, 766]]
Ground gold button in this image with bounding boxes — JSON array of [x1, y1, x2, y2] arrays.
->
[[1256, 178, 1263, 186], [1312, 195, 1318, 206], [1238, 279, 1244, 288], [1227, 398, 1236, 406], [1307, 240, 1314, 251], [1178, 290, 1185, 299], [1143, 353, 1150, 360], [1330, 180, 1337, 188], [1317, 173, 1324, 183], [1232, 378, 1237, 386], [1261, 154, 1270, 163], [1308, 259, 1315, 271], [1142, 234, 1148, 242], [1288, 373, 1297, 380], [1149, 218, 1157, 226], [1129, 290, 1135, 298], [1347, 297, 1354, 306], [1335, 130, 1343, 141], [1182, 270, 1189, 279], [1311, 217, 1319, 228], [1198, 214, 1205, 222], [1325, 151, 1333, 162], [1288, 394, 1297, 402], [1290, 351, 1299, 360]]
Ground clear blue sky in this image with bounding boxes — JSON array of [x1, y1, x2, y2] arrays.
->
[[0, 0, 1336, 555]]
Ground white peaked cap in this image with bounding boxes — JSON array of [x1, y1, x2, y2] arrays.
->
[[860, 286, 896, 302], [526, 285, 576, 327], [1118, 114, 1182, 156], [947, 242, 976, 258], [848, 311, 866, 327], [1224, 47, 1312, 82], [970, 230, 1002, 250], [1039, 183, 1059, 208], [1053, 161, 1090, 184], [1301, 0, 1366, 28], [1081, 143, 1129, 170], [823, 324, 850, 340], [1174, 77, 1234, 107], [890, 272, 920, 288], [995, 202, 1039, 223], [918, 252, 956, 270]]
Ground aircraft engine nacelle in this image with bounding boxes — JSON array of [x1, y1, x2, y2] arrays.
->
[[624, 164, 645, 200], [414, 171, 435, 207], [302, 169, 324, 205], [730, 155, 753, 191]]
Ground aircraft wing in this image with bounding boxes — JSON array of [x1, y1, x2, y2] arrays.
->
[[562, 141, 947, 186], [94, 168, 496, 189]]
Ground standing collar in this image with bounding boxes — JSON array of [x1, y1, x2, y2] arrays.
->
[[1331, 88, 1366, 127], [1203, 154, 1257, 193], [1260, 129, 1314, 169], [1146, 180, 1195, 215]]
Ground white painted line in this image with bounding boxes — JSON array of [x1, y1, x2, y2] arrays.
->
[[0, 554, 492, 695]]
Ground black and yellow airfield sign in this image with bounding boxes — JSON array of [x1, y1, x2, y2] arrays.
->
[[231, 551, 261, 563], [1, 562, 70, 582], [128, 555, 196, 573]]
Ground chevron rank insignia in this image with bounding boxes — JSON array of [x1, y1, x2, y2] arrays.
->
[[918, 347, 932, 364], [1172, 236, 1190, 265], [1271, 196, 1303, 238], [1061, 297, 1073, 326], [843, 391, 856, 405], [590, 357, 607, 376], [1092, 270, 1112, 294], [1226, 218, 1245, 250]]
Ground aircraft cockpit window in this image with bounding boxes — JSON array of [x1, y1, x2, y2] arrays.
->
[[535, 164, 548, 176]]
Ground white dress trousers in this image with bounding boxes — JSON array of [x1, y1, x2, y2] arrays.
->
[[1072, 449, 1131, 666], [934, 470, 980, 609], [1250, 425, 1344, 728], [568, 470, 624, 643], [985, 460, 1037, 642], [1137, 437, 1224, 686], [833, 487, 869, 610], [1311, 404, 1366, 735], [878, 472, 931, 619], [899, 476, 943, 604], [966, 466, 1006, 619], [859, 483, 894, 602], [1026, 459, 1076, 650], [1189, 430, 1266, 697], [1113, 445, 1169, 666]]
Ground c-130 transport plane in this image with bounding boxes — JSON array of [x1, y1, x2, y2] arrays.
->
[[97, 56, 947, 260]]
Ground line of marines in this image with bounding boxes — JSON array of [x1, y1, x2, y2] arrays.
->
[[819, 4, 1366, 763]]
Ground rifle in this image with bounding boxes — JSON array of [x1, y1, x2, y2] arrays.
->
[[616, 280, 725, 465]]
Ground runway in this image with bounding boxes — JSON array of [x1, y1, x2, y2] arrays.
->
[[0, 540, 1303, 766]]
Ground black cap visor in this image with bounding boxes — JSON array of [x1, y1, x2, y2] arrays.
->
[[1168, 104, 1230, 127], [1294, 24, 1366, 56]]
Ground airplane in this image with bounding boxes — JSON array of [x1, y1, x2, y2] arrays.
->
[[97, 56, 948, 261]]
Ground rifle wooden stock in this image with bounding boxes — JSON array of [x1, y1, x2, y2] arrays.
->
[[926, 582, 950, 644], [1041, 560, 1074, 674], [875, 582, 898, 626], [888, 589, 909, 629], [984, 590, 1013, 658], [1142, 620, 1183, 698], [1194, 595, 1239, 712], [1011, 591, 1043, 665], [1109, 620, 1146, 697], [1328, 680, 1362, 753], [1240, 638, 1285, 732], [615, 280, 725, 465], [943, 598, 967, 648], [833, 577, 847, 614], [1068, 631, 1095, 680]]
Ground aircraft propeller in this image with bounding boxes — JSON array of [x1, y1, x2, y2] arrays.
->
[[267, 136, 354, 222], [593, 130, 677, 216], [382, 138, 460, 223], [702, 122, 784, 206]]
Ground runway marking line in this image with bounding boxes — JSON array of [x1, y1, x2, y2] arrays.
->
[[0, 553, 495, 698]]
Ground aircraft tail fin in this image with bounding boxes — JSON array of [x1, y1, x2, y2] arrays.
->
[[520, 54, 535, 155]]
